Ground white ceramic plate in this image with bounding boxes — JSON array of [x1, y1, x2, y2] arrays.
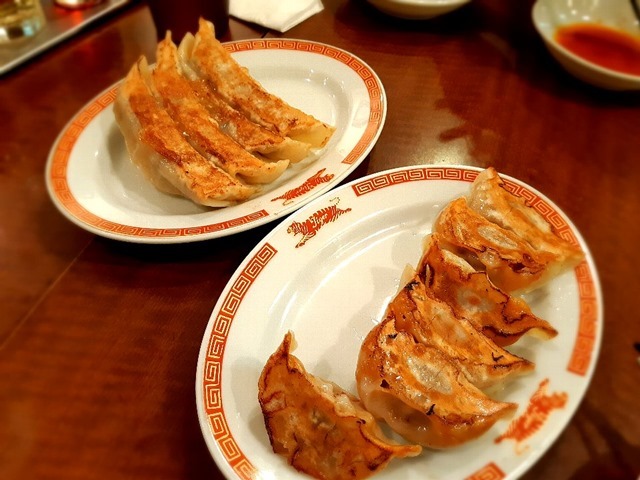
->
[[45, 39, 386, 243], [196, 165, 602, 480]]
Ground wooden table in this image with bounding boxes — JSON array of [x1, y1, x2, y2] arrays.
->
[[1, 0, 639, 478]]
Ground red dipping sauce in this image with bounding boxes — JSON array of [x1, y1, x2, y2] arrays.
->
[[554, 23, 640, 76]]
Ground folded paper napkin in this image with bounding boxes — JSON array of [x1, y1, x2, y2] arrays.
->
[[229, 0, 324, 32]]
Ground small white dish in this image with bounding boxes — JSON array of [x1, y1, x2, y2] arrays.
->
[[45, 39, 386, 243], [367, 0, 471, 20], [532, 0, 640, 90]]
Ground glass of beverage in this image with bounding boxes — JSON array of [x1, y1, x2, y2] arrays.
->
[[0, 0, 46, 44]]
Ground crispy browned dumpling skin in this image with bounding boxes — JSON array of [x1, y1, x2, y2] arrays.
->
[[177, 34, 312, 162], [389, 272, 534, 388], [152, 35, 289, 184], [356, 319, 517, 449], [468, 167, 584, 268], [113, 56, 255, 207], [259, 332, 421, 480], [184, 19, 335, 147], [417, 234, 558, 346], [433, 197, 559, 293]]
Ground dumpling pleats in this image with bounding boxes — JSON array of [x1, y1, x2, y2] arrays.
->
[[389, 272, 535, 388], [417, 234, 558, 346], [433, 197, 557, 293], [177, 32, 312, 162], [356, 319, 517, 449], [259, 332, 422, 480], [182, 18, 335, 147], [113, 56, 255, 207], [468, 167, 584, 269], [151, 34, 289, 184]]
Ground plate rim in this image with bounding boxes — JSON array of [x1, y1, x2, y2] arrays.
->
[[195, 164, 603, 480], [44, 38, 387, 244]]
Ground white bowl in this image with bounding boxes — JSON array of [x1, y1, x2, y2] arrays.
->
[[367, 0, 471, 20], [532, 0, 640, 90]]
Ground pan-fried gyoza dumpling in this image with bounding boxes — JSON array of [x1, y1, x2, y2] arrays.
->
[[151, 34, 289, 184], [388, 272, 534, 388], [182, 18, 335, 147], [417, 234, 558, 346], [433, 197, 558, 293], [356, 319, 517, 449], [177, 34, 312, 163], [468, 168, 584, 269], [113, 56, 255, 207], [259, 332, 422, 480]]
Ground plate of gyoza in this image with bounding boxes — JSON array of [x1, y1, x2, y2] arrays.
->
[[196, 165, 602, 480], [45, 19, 386, 243]]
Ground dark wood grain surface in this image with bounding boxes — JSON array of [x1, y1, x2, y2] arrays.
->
[[1, 0, 639, 479]]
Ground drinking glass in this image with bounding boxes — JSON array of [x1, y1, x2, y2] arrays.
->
[[0, 0, 45, 43]]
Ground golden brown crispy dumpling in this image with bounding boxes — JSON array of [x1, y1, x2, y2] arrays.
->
[[389, 272, 534, 388], [356, 318, 517, 449], [183, 19, 335, 147], [259, 332, 421, 480], [433, 197, 558, 293], [177, 34, 312, 163], [417, 234, 558, 346], [113, 56, 255, 207], [468, 168, 584, 269], [152, 34, 289, 184]]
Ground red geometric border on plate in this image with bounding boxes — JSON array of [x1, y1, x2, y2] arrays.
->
[[202, 243, 278, 479], [465, 462, 505, 480], [224, 39, 384, 165], [568, 262, 598, 375], [48, 85, 269, 238], [351, 166, 479, 195], [353, 166, 598, 376]]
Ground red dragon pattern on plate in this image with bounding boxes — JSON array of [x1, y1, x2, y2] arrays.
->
[[495, 378, 568, 454], [271, 168, 335, 205], [286, 198, 352, 247]]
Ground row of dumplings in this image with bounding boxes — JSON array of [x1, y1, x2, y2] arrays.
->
[[114, 18, 334, 207], [258, 168, 584, 479]]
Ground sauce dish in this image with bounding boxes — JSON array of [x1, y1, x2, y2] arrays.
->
[[367, 0, 471, 20], [532, 0, 640, 90]]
